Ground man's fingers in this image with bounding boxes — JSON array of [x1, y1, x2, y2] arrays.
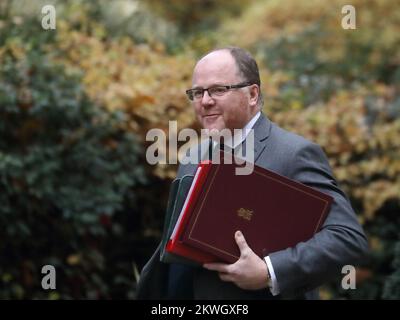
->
[[219, 272, 234, 283], [203, 263, 230, 273], [235, 230, 250, 253]]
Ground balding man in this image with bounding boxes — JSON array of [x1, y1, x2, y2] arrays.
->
[[137, 47, 368, 300]]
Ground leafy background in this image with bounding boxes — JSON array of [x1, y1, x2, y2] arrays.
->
[[0, 0, 399, 299]]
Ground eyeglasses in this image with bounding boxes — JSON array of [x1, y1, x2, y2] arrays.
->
[[186, 83, 252, 101]]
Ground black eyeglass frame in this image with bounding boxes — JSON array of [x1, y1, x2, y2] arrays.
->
[[185, 82, 253, 101]]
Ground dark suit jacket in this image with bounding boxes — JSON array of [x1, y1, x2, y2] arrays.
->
[[137, 113, 369, 300]]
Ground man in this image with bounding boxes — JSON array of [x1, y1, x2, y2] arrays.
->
[[137, 47, 369, 299]]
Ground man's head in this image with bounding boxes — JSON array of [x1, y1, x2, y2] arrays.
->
[[188, 47, 262, 131]]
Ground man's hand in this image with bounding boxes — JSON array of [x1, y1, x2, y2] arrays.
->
[[203, 230, 269, 290]]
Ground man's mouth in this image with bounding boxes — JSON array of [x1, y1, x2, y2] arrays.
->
[[203, 114, 220, 119]]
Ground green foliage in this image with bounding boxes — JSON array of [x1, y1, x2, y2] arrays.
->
[[216, 0, 400, 111], [0, 19, 147, 299], [383, 240, 400, 299], [144, 0, 245, 35]]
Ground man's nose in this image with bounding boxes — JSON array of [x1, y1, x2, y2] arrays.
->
[[201, 90, 215, 106]]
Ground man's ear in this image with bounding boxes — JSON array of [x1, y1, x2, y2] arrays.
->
[[248, 84, 259, 107]]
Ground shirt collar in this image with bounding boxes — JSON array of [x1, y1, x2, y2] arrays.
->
[[212, 111, 261, 149]]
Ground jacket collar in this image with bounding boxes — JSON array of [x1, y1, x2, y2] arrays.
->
[[250, 112, 272, 162], [253, 112, 272, 142]]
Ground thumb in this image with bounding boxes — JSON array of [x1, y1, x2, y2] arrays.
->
[[235, 230, 249, 253]]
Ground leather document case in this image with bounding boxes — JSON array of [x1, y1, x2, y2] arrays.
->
[[178, 150, 333, 264], [165, 161, 218, 264], [160, 175, 208, 265]]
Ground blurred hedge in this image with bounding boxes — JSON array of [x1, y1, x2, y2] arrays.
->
[[0, 18, 150, 299]]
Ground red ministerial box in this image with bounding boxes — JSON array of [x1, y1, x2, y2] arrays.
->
[[180, 150, 333, 264]]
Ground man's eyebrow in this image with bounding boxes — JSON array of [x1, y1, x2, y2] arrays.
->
[[191, 83, 226, 89]]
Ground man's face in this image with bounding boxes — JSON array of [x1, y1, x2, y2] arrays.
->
[[191, 50, 258, 131]]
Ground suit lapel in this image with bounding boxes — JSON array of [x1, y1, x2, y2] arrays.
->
[[177, 113, 272, 176], [240, 112, 272, 164]]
